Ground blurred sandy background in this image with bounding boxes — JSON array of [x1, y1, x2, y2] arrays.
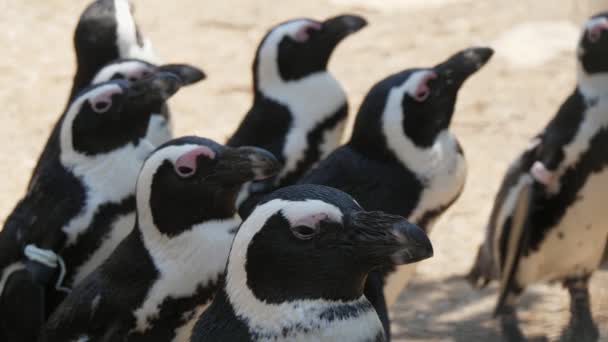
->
[[1, 0, 608, 341]]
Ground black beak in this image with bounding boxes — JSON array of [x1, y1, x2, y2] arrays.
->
[[158, 64, 206, 86], [126, 72, 182, 110], [213, 146, 280, 185], [434, 47, 494, 87], [345, 211, 433, 268], [321, 14, 367, 46]]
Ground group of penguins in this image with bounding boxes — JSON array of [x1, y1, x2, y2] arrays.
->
[[1, 0, 608, 341]]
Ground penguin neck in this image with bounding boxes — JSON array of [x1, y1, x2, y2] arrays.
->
[[253, 52, 345, 112], [577, 66, 608, 99]]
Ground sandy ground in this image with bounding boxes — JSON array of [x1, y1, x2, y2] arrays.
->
[[1, 0, 607, 341]]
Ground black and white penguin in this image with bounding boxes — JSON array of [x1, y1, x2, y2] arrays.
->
[[228, 14, 367, 190], [71, 0, 159, 99], [468, 14, 608, 342], [89, 58, 205, 146], [298, 47, 494, 338], [0, 73, 184, 341], [190, 184, 433, 342], [43, 136, 279, 342], [29, 0, 160, 186]]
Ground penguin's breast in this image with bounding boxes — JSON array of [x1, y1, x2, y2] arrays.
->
[[518, 169, 608, 285]]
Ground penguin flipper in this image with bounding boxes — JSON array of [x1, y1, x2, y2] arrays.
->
[[494, 176, 534, 316], [364, 272, 391, 341]]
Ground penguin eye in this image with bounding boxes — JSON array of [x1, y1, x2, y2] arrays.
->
[[414, 89, 430, 102], [291, 224, 319, 240], [111, 73, 126, 80], [91, 99, 112, 113]]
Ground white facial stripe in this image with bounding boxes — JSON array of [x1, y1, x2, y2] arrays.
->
[[91, 61, 151, 84], [60, 84, 123, 157], [226, 199, 349, 330], [258, 20, 317, 73], [403, 70, 436, 99], [136, 144, 205, 228], [113, 0, 160, 63]]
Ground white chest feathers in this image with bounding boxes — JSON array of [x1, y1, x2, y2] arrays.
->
[[259, 71, 347, 180], [132, 216, 240, 334], [59, 140, 154, 246]]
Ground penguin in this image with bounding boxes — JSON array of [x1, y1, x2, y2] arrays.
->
[[89, 58, 206, 146], [0, 73, 185, 342], [190, 184, 433, 342], [227, 14, 367, 192], [468, 13, 608, 342], [71, 0, 159, 99], [297, 47, 494, 339], [29, 0, 160, 187], [43, 136, 280, 342]]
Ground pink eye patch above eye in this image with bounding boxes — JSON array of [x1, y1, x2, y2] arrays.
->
[[174, 146, 216, 178], [414, 72, 438, 102], [293, 21, 322, 43], [91, 87, 123, 113], [126, 67, 154, 82]]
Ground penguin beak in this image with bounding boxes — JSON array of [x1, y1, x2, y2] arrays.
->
[[345, 211, 433, 268], [157, 64, 207, 86], [320, 14, 368, 47], [126, 72, 183, 111], [433, 47, 493, 89], [213, 147, 280, 185]]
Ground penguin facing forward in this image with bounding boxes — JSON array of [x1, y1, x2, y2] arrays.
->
[[43, 136, 280, 342], [71, 0, 159, 99], [191, 184, 433, 342], [228, 14, 367, 190], [468, 13, 608, 342], [0, 73, 185, 342], [298, 47, 494, 338], [89, 58, 206, 146]]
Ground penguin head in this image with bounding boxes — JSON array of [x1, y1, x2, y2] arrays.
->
[[60, 73, 183, 157], [91, 58, 206, 86], [135, 137, 280, 237], [350, 47, 493, 156], [226, 184, 432, 304], [253, 14, 367, 85], [578, 13, 608, 75], [73, 0, 158, 95]]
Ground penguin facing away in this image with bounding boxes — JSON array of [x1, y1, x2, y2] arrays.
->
[[71, 0, 159, 99], [89, 58, 206, 146], [43, 136, 280, 342], [468, 13, 608, 342], [0, 73, 185, 342], [190, 184, 433, 342], [298, 47, 493, 338], [228, 14, 367, 189]]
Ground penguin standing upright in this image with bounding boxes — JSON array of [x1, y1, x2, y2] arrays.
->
[[468, 13, 608, 342], [71, 0, 159, 99], [0, 73, 187, 342], [228, 15, 367, 190], [29, 0, 161, 186], [298, 47, 494, 339], [190, 184, 433, 342], [43, 136, 279, 342]]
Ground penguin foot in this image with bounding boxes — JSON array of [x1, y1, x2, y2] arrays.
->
[[558, 317, 600, 342], [499, 308, 547, 342]]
